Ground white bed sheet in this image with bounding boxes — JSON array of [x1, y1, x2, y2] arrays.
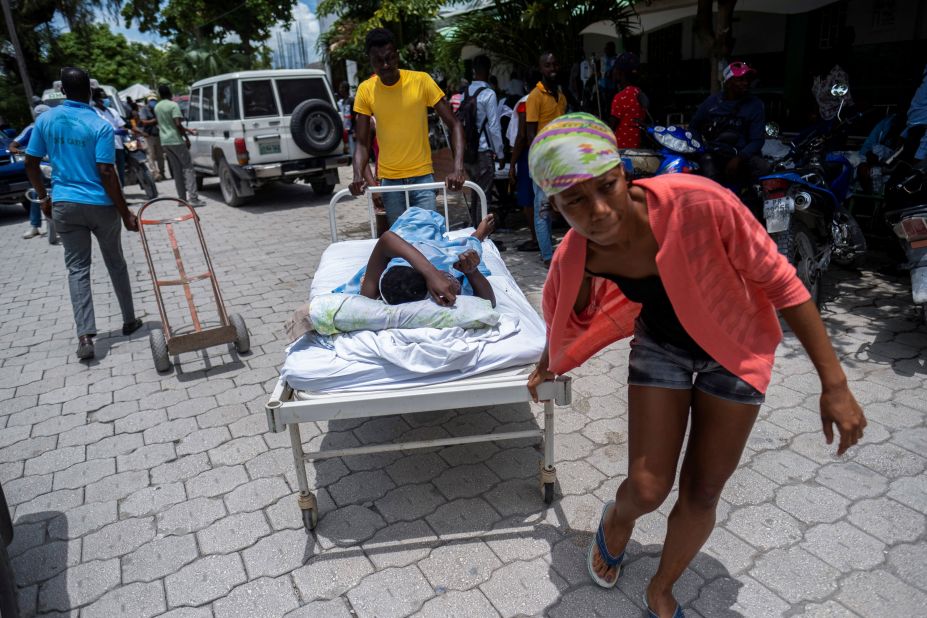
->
[[282, 230, 546, 392]]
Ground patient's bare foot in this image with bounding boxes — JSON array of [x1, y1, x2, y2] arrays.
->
[[474, 214, 496, 241]]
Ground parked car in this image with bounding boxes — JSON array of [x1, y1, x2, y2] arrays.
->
[[0, 135, 47, 213], [186, 69, 347, 206]]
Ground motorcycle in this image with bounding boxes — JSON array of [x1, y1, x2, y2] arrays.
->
[[883, 164, 927, 324], [620, 124, 703, 179], [124, 137, 158, 200], [758, 83, 865, 305]]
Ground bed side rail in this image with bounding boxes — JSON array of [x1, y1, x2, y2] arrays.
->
[[328, 181, 487, 242], [265, 375, 570, 433]]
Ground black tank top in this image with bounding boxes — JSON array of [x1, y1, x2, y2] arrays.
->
[[586, 270, 705, 353]]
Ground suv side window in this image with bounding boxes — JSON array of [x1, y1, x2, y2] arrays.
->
[[218, 79, 239, 121], [276, 78, 331, 115], [201, 84, 216, 121], [242, 80, 279, 118], [188, 88, 201, 122]]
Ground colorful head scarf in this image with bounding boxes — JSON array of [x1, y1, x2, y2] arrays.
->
[[528, 112, 621, 197]]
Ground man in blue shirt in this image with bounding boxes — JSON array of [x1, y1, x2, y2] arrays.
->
[[25, 67, 143, 360], [690, 61, 768, 186]]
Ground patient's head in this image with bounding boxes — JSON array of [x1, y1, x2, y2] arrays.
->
[[381, 266, 428, 304]]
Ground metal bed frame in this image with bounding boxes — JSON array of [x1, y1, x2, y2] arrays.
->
[[265, 181, 571, 533]]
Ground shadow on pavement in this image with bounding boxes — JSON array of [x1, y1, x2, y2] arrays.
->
[[9, 511, 69, 615]]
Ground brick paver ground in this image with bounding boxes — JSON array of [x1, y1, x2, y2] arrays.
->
[[0, 172, 925, 617]]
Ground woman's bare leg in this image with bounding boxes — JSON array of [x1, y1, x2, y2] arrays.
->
[[646, 389, 760, 617], [592, 385, 691, 583]]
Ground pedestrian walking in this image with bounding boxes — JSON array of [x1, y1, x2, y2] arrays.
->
[[337, 81, 355, 157], [139, 93, 166, 180], [10, 104, 51, 239], [525, 51, 567, 267], [23, 67, 144, 360], [92, 88, 128, 188], [349, 28, 466, 226], [155, 85, 204, 207], [461, 55, 504, 228], [527, 113, 866, 618]]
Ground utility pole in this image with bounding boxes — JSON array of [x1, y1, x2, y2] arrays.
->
[[1, 0, 37, 118]]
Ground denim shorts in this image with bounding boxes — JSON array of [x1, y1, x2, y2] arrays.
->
[[627, 320, 765, 406]]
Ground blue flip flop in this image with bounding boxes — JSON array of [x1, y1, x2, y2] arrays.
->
[[643, 591, 686, 618], [587, 500, 625, 588]]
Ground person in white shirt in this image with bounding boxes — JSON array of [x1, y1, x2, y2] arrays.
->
[[464, 55, 505, 228], [92, 88, 128, 187]]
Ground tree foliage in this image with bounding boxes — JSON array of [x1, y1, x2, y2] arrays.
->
[[445, 0, 641, 73], [317, 0, 444, 71], [695, 0, 738, 93], [121, 0, 297, 55], [47, 23, 165, 87]]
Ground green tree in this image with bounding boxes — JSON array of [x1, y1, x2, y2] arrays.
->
[[121, 0, 297, 58], [48, 23, 164, 87], [317, 0, 444, 72], [445, 0, 640, 73]]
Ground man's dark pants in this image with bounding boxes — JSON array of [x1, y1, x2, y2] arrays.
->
[[465, 151, 494, 227], [53, 202, 136, 337]]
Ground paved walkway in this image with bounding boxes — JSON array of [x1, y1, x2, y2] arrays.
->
[[0, 173, 925, 617]]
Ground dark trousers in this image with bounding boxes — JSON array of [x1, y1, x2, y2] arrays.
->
[[465, 151, 495, 227], [53, 202, 136, 337]]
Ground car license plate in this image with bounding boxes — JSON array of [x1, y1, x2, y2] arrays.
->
[[258, 141, 281, 156], [764, 197, 794, 234]]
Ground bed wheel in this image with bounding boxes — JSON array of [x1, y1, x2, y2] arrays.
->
[[542, 482, 555, 504], [301, 508, 318, 532], [298, 492, 318, 533], [150, 328, 172, 372], [230, 313, 250, 354]]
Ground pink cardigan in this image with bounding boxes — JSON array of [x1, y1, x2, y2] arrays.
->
[[542, 174, 811, 393]]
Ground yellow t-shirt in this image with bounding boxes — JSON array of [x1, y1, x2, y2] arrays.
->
[[354, 70, 445, 179], [525, 82, 567, 133]]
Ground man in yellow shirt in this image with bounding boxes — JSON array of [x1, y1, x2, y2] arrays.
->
[[525, 51, 567, 266], [349, 28, 466, 226]]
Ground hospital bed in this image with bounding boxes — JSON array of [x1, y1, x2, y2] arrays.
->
[[265, 182, 571, 533]]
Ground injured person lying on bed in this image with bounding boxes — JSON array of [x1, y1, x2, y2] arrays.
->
[[281, 207, 546, 392]]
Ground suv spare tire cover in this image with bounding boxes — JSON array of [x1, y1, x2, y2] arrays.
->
[[290, 100, 342, 156]]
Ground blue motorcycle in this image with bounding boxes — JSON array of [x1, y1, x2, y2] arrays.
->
[[759, 85, 865, 305], [620, 125, 704, 178]]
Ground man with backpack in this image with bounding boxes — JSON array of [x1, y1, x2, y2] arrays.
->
[[460, 55, 504, 228]]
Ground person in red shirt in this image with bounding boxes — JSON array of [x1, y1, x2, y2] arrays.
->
[[608, 52, 648, 148]]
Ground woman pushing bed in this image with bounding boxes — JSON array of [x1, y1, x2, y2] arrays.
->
[[524, 113, 867, 618], [333, 207, 497, 307]]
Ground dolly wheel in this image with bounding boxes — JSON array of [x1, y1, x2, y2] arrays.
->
[[230, 313, 250, 354], [150, 329, 171, 372]]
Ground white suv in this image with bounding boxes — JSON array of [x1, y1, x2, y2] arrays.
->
[[186, 69, 346, 206]]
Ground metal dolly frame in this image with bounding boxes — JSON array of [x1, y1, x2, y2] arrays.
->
[[266, 181, 570, 532], [137, 197, 250, 372]]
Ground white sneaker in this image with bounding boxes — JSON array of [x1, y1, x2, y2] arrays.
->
[[22, 227, 44, 239]]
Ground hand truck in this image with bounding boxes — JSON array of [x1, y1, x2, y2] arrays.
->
[[137, 197, 249, 372]]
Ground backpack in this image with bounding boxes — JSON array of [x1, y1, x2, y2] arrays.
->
[[456, 86, 489, 165]]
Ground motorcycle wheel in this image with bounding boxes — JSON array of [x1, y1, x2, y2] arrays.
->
[[775, 221, 823, 307]]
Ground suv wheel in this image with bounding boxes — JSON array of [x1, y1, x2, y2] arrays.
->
[[310, 180, 335, 197], [290, 100, 342, 156], [219, 161, 245, 207]]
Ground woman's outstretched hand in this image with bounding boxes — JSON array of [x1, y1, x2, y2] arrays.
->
[[527, 363, 556, 403], [820, 383, 866, 455]]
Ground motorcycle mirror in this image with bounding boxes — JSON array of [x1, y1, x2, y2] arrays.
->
[[765, 122, 780, 138], [830, 83, 849, 98]]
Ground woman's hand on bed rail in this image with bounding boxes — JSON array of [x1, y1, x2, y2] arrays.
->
[[527, 365, 556, 403]]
